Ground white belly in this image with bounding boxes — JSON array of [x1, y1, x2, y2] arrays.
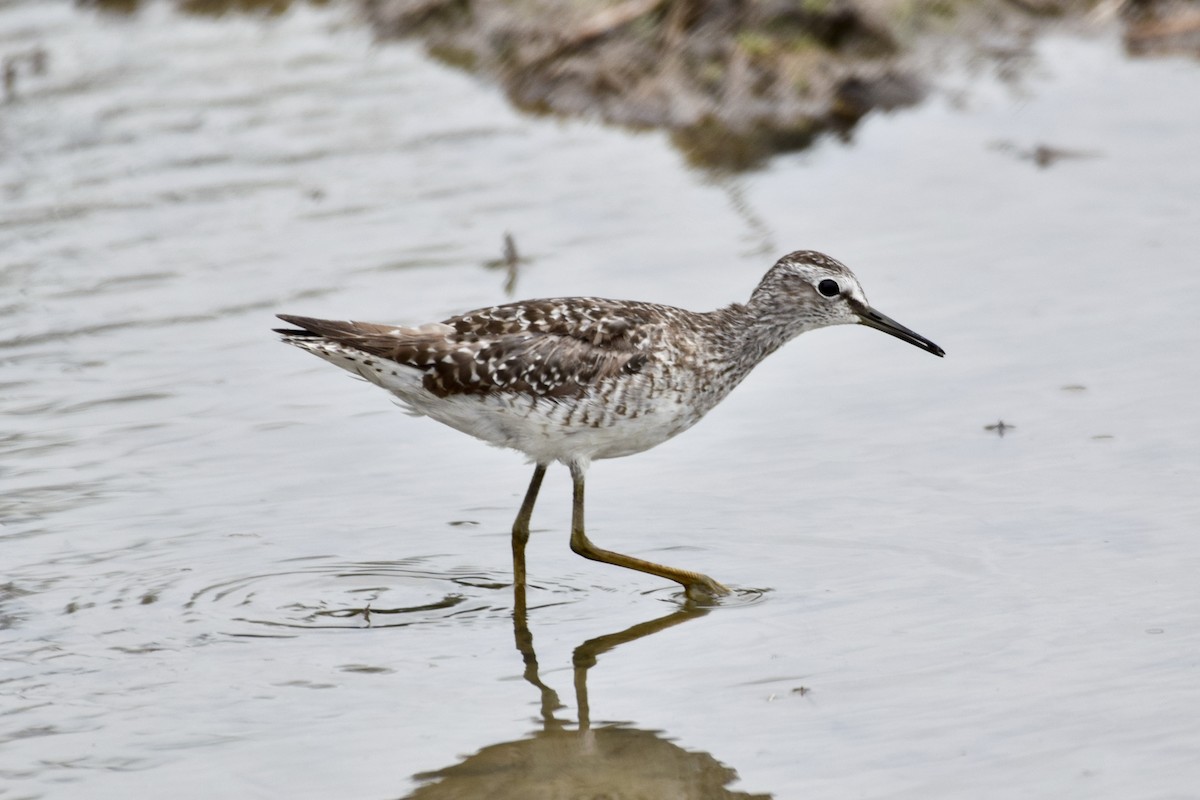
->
[[412, 390, 703, 464], [288, 337, 721, 466]]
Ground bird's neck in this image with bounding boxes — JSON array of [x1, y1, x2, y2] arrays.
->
[[700, 302, 804, 380]]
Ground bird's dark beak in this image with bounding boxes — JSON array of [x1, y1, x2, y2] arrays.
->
[[852, 301, 945, 357]]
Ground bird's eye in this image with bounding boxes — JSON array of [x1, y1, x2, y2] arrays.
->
[[817, 279, 840, 297]]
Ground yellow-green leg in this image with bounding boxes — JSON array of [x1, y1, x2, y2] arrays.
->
[[512, 463, 547, 592], [567, 462, 730, 599]]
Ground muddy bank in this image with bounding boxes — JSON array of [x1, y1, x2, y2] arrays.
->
[[361, 0, 1200, 169]]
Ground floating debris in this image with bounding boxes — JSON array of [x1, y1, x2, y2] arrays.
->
[[989, 140, 1102, 169], [482, 232, 525, 296], [984, 420, 1015, 437], [2, 46, 49, 103]]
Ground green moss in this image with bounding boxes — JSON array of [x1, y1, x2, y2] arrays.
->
[[738, 28, 825, 62], [919, 0, 960, 19], [628, 14, 660, 40], [736, 30, 778, 58], [799, 0, 834, 13], [785, 31, 825, 53], [428, 43, 479, 71], [671, 117, 819, 171], [698, 59, 725, 90], [888, 0, 969, 24]]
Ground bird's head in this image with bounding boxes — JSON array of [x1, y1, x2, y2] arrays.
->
[[749, 250, 944, 357]]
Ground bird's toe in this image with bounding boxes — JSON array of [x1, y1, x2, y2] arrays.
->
[[685, 575, 731, 602]]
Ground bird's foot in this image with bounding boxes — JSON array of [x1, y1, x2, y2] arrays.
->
[[684, 575, 731, 602]]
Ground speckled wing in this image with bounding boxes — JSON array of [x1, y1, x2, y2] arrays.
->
[[443, 298, 658, 348], [276, 301, 662, 400]]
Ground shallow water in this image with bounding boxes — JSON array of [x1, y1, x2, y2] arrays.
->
[[3, 3, 1200, 798]]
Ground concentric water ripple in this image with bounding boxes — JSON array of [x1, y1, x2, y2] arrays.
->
[[181, 556, 767, 634], [183, 556, 561, 633], [641, 583, 772, 609]]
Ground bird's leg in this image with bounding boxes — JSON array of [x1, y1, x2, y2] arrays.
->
[[567, 462, 730, 599], [512, 463, 547, 594]]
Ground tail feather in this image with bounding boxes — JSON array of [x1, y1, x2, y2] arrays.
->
[[274, 314, 459, 365], [275, 314, 396, 340]]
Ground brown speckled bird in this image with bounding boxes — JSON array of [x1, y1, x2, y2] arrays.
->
[[275, 250, 944, 599]]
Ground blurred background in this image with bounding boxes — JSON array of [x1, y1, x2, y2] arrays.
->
[[3, 1, 1200, 798]]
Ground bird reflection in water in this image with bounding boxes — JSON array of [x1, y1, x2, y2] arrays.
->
[[403, 584, 771, 799]]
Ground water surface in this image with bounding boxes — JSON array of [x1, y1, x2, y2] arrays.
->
[[3, 3, 1199, 798]]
